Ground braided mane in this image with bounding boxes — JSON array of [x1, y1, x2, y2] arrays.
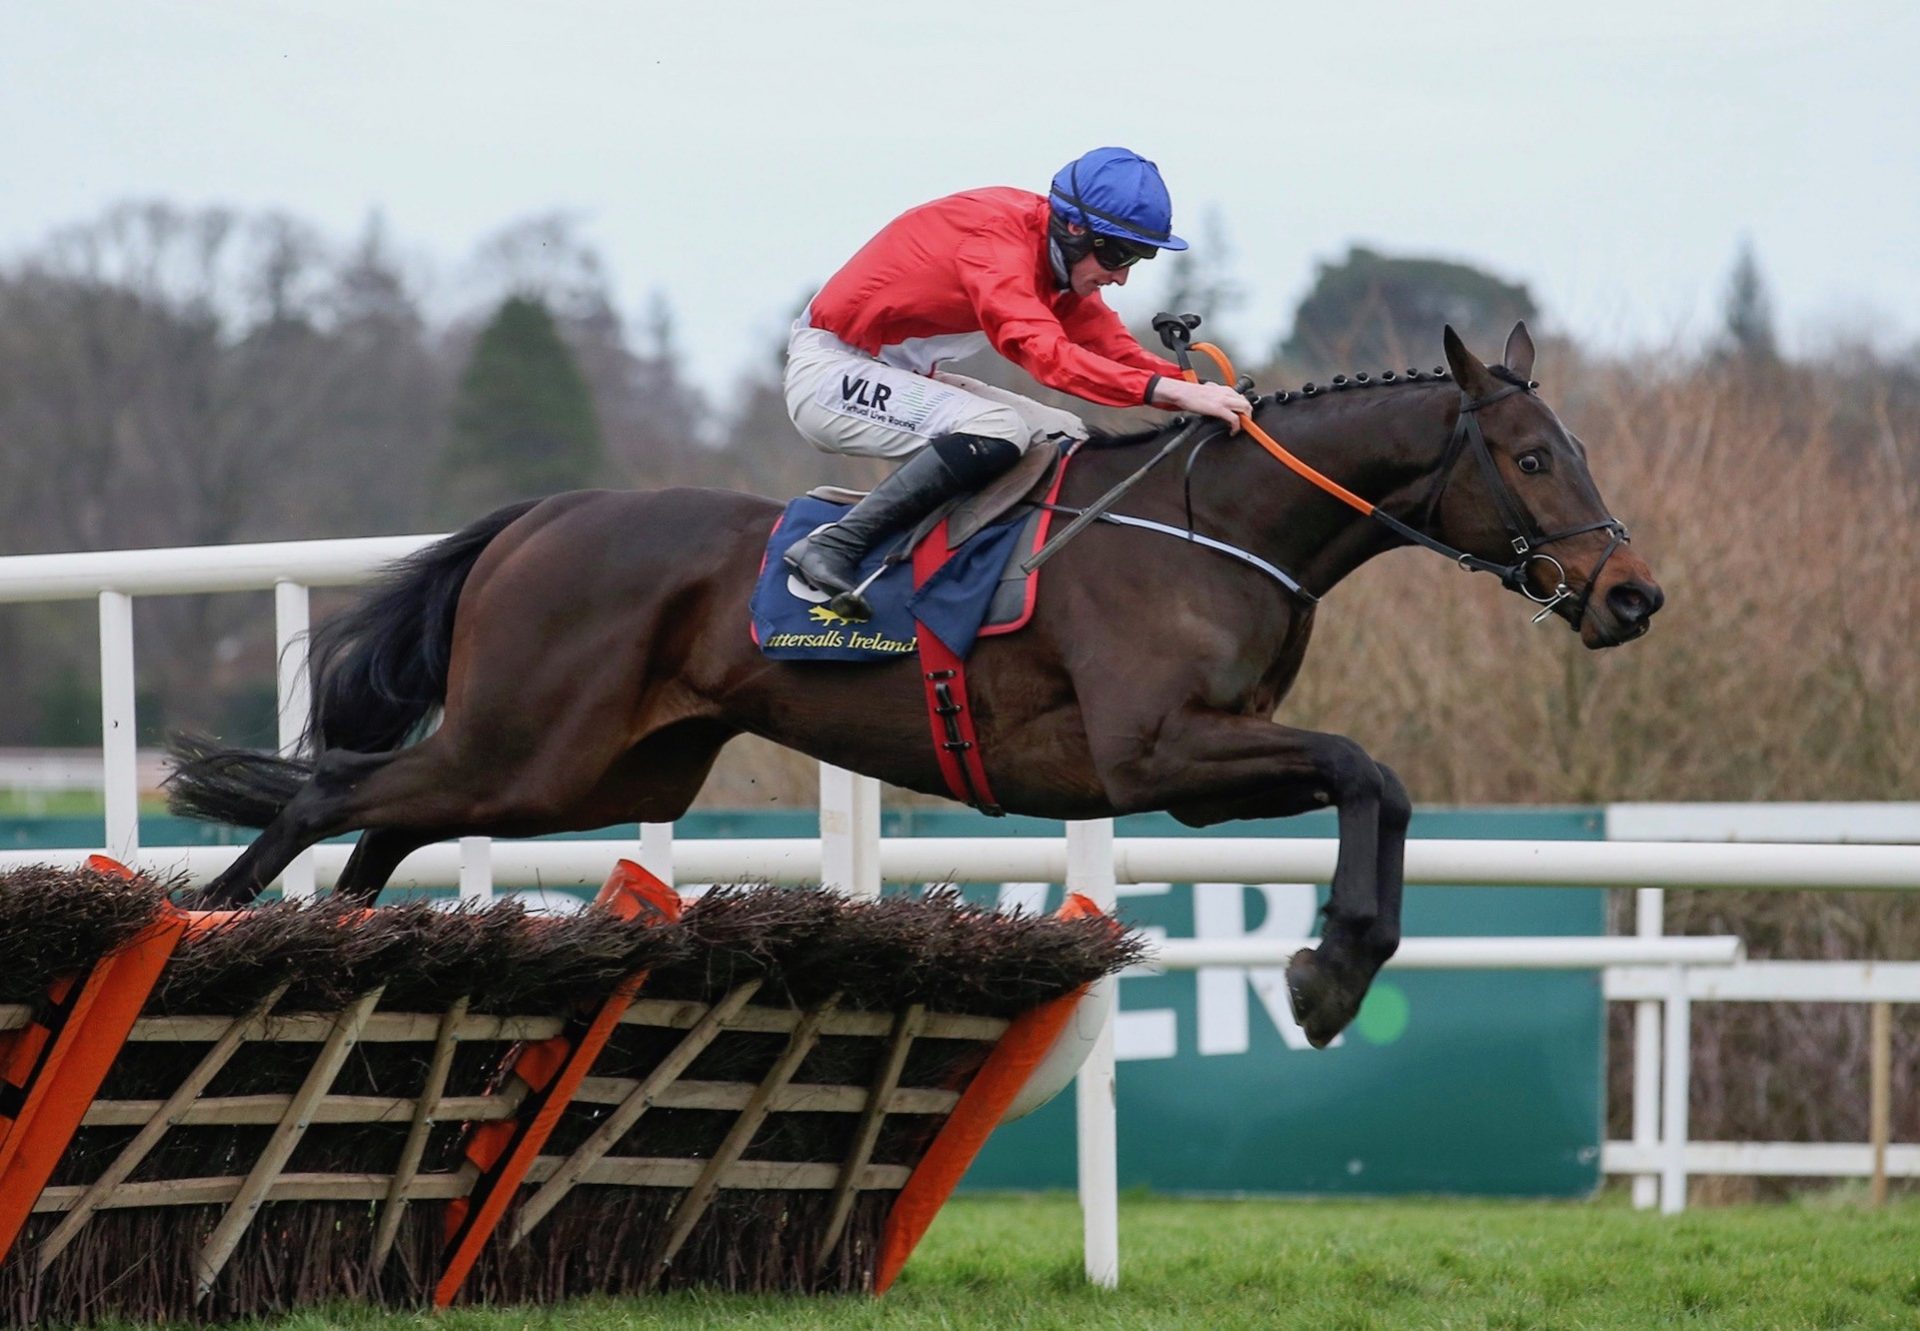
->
[[1085, 362, 1475, 450]]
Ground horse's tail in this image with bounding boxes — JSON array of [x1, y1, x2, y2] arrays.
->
[[164, 734, 313, 828], [165, 498, 540, 828], [304, 498, 540, 754]]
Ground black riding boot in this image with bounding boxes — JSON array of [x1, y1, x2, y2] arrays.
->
[[784, 432, 1021, 621]]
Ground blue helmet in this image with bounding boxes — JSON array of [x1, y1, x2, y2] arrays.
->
[[1048, 147, 1188, 251]]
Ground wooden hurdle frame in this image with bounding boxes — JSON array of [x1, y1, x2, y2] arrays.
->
[[0, 861, 1104, 1317]]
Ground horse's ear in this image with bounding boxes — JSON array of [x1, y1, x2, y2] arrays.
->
[[1503, 321, 1536, 380], [1442, 325, 1497, 397]]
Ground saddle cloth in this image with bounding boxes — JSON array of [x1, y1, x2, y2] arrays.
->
[[749, 447, 1066, 663]]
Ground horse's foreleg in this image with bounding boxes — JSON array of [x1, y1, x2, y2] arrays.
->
[[1280, 760, 1414, 1044], [1102, 715, 1390, 1047], [1275, 749, 1396, 1050], [1287, 760, 1415, 1036], [1367, 762, 1412, 970], [1277, 752, 1387, 1049]]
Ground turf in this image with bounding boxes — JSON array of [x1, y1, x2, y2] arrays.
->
[[158, 1192, 1920, 1331]]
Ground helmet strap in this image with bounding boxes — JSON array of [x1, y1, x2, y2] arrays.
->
[[1047, 213, 1091, 287]]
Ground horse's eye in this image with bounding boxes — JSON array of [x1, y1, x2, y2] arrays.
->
[[1517, 452, 1547, 475]]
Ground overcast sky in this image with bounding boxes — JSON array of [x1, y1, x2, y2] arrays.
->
[[3, 1, 1914, 393]]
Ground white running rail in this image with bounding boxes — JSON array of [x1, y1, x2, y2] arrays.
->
[[4, 537, 1920, 1287]]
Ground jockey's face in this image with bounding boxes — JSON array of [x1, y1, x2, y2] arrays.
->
[[1069, 249, 1129, 297], [1061, 222, 1136, 297]]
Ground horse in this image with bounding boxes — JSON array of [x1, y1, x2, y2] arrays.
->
[[168, 322, 1664, 1048]]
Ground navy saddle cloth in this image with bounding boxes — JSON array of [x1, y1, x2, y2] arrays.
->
[[750, 497, 1039, 662]]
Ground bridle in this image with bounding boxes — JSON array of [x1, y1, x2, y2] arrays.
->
[[1028, 338, 1634, 631], [1145, 324, 1633, 629], [1375, 366, 1632, 626]]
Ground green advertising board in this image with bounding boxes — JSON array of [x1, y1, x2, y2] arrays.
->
[[0, 805, 1604, 1196], [958, 807, 1607, 1198]]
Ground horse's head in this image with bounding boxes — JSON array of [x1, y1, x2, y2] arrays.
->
[[1431, 322, 1663, 649]]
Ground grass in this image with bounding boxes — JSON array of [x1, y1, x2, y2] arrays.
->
[[0, 791, 176, 817], [147, 1193, 1920, 1331], [0, 789, 107, 816]]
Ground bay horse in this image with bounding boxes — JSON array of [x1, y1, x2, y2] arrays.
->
[[169, 323, 1663, 1047]]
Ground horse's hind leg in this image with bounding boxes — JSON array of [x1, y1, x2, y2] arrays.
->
[[194, 749, 403, 908], [278, 717, 734, 905], [199, 705, 737, 909], [197, 740, 526, 909], [325, 729, 734, 906], [334, 828, 445, 904]]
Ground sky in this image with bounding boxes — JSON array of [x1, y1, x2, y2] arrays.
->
[[3, 0, 1915, 395]]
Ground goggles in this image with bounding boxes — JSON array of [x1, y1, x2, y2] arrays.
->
[[1090, 233, 1155, 270]]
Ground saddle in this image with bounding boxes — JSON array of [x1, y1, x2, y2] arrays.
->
[[760, 444, 1072, 817], [752, 441, 1071, 666]]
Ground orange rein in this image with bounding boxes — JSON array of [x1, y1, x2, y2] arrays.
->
[[1183, 342, 1378, 518]]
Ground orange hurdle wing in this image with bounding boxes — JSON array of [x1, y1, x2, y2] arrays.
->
[[873, 891, 1107, 1293]]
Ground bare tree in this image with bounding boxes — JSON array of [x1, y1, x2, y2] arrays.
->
[[0, 202, 448, 738]]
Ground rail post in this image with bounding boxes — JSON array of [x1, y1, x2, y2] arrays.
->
[[1870, 999, 1891, 1206], [639, 822, 675, 885], [1068, 819, 1119, 1288], [273, 580, 316, 900], [97, 591, 139, 863], [458, 837, 492, 904], [1631, 885, 1665, 1209], [819, 764, 881, 899], [1660, 965, 1691, 1214]]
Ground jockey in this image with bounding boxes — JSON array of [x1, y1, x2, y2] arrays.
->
[[782, 146, 1251, 620]]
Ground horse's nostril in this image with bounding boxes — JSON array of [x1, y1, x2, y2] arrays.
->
[[1607, 582, 1662, 624]]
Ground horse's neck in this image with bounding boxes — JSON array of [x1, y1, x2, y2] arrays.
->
[[1182, 387, 1459, 594]]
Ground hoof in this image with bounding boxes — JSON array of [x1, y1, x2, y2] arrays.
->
[[1285, 946, 1365, 1049]]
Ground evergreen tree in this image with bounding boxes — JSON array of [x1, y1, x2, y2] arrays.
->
[[1720, 240, 1778, 364], [442, 295, 603, 516], [1277, 246, 1537, 372]]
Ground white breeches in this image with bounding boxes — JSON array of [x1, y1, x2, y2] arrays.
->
[[784, 322, 1089, 460]]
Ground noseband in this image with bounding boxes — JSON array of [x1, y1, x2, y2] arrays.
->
[[1377, 369, 1631, 627]]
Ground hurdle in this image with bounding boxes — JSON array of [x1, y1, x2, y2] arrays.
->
[[0, 860, 1138, 1324]]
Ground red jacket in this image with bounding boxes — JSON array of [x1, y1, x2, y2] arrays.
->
[[807, 187, 1183, 408]]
